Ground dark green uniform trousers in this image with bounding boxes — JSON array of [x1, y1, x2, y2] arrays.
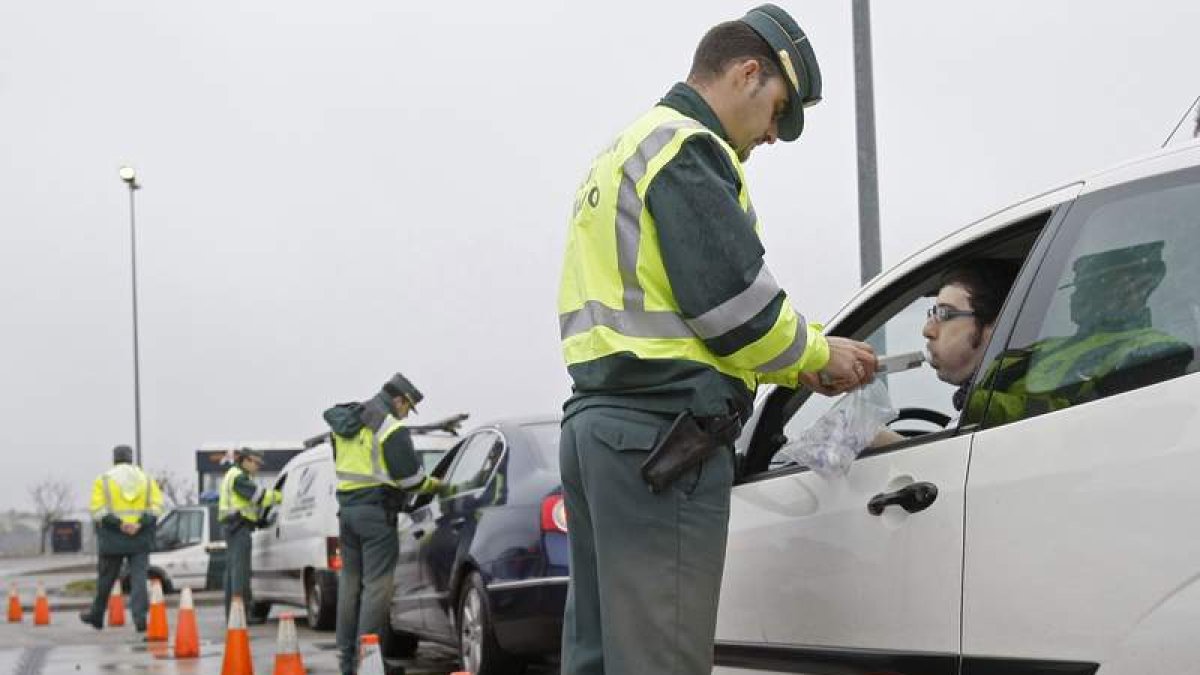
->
[[336, 502, 399, 675], [559, 406, 735, 675], [85, 552, 148, 629], [223, 521, 254, 618]]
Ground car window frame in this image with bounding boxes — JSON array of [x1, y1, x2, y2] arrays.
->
[[738, 206, 1071, 484], [438, 428, 507, 501]]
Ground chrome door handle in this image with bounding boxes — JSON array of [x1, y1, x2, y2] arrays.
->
[[868, 482, 938, 516]]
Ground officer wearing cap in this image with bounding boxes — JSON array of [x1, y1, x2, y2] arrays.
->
[[219, 445, 282, 620], [80, 445, 162, 632], [324, 372, 441, 675], [556, 5, 878, 673], [969, 242, 1193, 424]]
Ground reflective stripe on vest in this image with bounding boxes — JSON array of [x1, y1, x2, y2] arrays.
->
[[335, 416, 426, 491], [557, 106, 810, 390], [95, 471, 153, 522]]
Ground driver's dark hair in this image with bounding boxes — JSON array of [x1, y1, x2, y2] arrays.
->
[[939, 260, 1021, 330], [688, 21, 781, 85]]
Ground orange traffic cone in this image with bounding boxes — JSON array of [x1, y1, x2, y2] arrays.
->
[[221, 595, 254, 675], [358, 634, 386, 675], [33, 582, 50, 626], [146, 579, 170, 642], [271, 612, 305, 675], [107, 583, 127, 627], [173, 587, 200, 658], [6, 584, 21, 623]]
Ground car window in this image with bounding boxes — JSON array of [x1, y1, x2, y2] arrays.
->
[[443, 431, 504, 494], [970, 166, 1200, 428], [741, 212, 1052, 478], [155, 511, 179, 549], [179, 511, 203, 545], [782, 294, 957, 450]]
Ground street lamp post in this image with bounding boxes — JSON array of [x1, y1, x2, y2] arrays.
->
[[118, 166, 144, 467]]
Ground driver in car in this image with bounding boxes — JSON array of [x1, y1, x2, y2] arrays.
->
[[873, 260, 1020, 446]]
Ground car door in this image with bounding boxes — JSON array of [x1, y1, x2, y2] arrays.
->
[[420, 429, 506, 639], [962, 157, 1200, 674], [715, 193, 1077, 674], [173, 509, 206, 589], [252, 472, 288, 599], [393, 445, 461, 633]]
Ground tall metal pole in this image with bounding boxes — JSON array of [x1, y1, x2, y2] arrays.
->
[[119, 167, 143, 466], [852, 0, 882, 285]]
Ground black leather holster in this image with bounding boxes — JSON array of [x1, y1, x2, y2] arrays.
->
[[640, 411, 741, 494]]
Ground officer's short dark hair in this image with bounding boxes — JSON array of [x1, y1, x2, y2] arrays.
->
[[689, 21, 781, 85], [939, 260, 1022, 330]]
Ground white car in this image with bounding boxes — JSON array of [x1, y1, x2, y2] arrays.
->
[[715, 138, 1200, 674], [251, 420, 463, 628]]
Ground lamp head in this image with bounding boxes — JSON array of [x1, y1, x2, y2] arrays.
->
[[118, 166, 140, 188]]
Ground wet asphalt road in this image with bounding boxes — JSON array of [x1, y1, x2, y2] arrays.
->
[[0, 598, 558, 675]]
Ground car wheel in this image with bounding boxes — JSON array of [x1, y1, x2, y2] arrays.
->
[[457, 571, 523, 675], [304, 570, 338, 631]]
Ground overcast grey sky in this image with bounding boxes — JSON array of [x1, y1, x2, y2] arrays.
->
[[0, 1, 1195, 513]]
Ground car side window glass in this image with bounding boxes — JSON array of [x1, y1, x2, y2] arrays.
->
[[971, 167, 1200, 428], [181, 511, 203, 545], [444, 431, 504, 494], [155, 512, 179, 548]]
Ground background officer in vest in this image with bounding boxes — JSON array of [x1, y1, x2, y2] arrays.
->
[[970, 242, 1193, 423], [324, 372, 440, 675], [80, 444, 162, 632], [557, 5, 878, 673], [219, 446, 281, 620]]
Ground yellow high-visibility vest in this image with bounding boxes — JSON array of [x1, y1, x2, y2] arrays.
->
[[334, 416, 426, 492], [90, 465, 162, 525]]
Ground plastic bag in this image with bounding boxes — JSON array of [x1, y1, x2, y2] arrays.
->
[[780, 379, 898, 478]]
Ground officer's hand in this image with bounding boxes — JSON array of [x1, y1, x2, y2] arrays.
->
[[416, 476, 442, 496], [801, 337, 877, 395]]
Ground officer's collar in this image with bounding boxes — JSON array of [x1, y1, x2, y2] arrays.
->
[[659, 82, 732, 146]]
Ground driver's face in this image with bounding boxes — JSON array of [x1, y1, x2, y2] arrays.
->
[[923, 283, 991, 386]]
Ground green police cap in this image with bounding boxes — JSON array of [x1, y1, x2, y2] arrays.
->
[[381, 372, 424, 410], [113, 445, 134, 464], [740, 3, 823, 142], [1062, 241, 1166, 288], [236, 447, 265, 462]]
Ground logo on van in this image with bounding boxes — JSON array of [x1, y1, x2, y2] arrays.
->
[[297, 467, 317, 497]]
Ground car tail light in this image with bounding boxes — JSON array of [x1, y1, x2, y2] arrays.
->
[[326, 536, 342, 571], [541, 494, 568, 533]]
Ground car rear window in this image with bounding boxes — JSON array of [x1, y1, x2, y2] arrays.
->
[[523, 422, 562, 468]]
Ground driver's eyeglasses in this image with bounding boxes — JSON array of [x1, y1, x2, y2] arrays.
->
[[926, 304, 976, 324]]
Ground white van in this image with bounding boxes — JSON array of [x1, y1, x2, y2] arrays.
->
[[250, 417, 465, 628]]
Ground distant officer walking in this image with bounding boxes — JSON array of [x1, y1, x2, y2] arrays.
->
[[80, 444, 162, 632], [556, 4, 877, 673], [324, 373, 440, 675], [218, 447, 281, 619]]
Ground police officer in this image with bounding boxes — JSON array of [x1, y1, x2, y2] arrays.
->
[[556, 4, 878, 673], [219, 446, 281, 620], [80, 444, 163, 632], [324, 372, 440, 675]]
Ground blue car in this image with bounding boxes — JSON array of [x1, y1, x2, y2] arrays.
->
[[388, 416, 566, 674]]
